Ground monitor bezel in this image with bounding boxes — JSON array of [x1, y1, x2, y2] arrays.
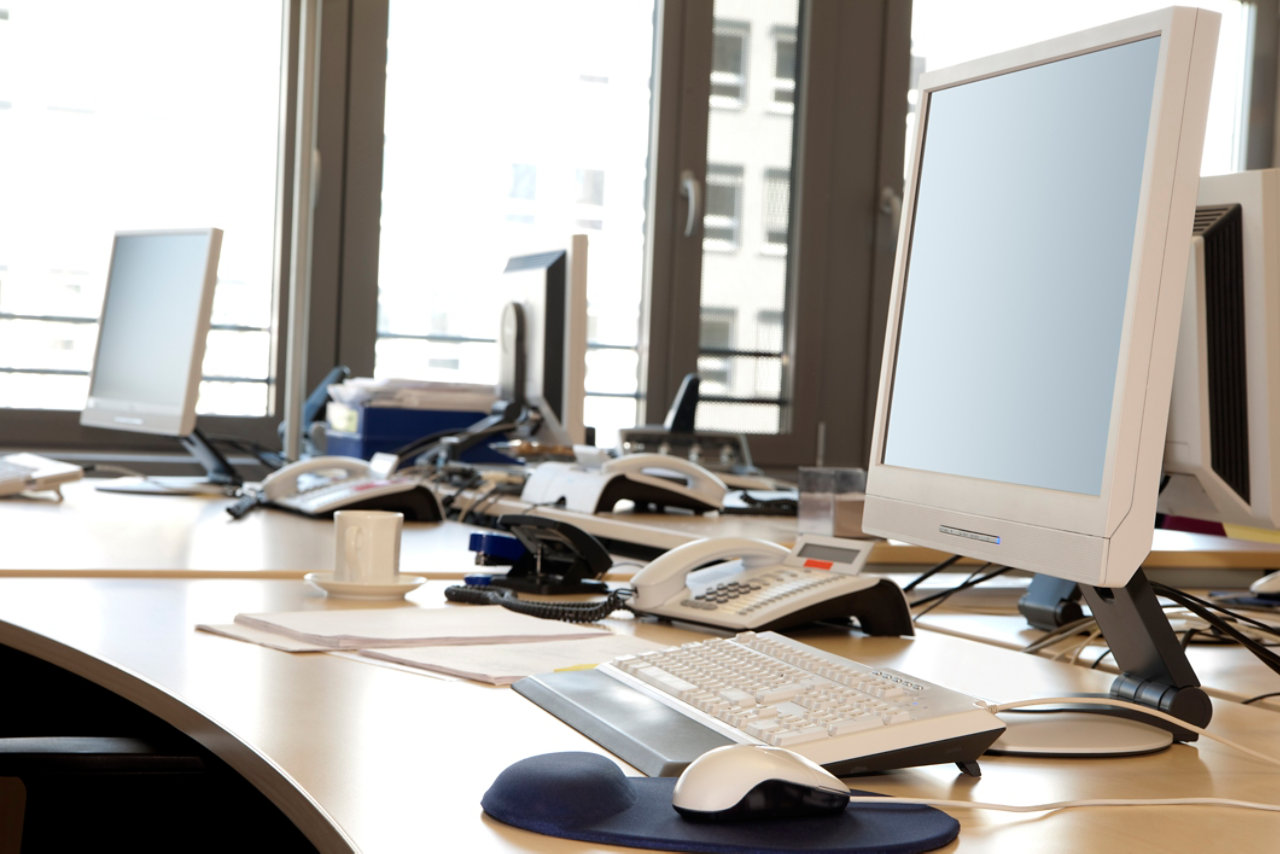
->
[[864, 8, 1217, 587], [80, 228, 223, 438]]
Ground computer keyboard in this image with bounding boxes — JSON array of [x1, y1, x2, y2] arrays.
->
[[514, 630, 1007, 777]]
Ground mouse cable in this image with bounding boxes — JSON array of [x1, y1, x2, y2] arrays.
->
[[974, 695, 1280, 769], [843, 793, 1280, 814]]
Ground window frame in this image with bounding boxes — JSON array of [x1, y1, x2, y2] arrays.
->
[[11, 1, 1271, 483], [0, 0, 309, 475]]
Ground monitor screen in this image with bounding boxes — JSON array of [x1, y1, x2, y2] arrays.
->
[[864, 8, 1218, 589], [884, 38, 1158, 497], [499, 234, 588, 445], [81, 229, 222, 438]]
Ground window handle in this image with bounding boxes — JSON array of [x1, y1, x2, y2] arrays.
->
[[681, 169, 702, 237], [879, 186, 902, 232]]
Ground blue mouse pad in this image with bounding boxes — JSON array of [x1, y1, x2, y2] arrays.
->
[[482, 752, 960, 854]]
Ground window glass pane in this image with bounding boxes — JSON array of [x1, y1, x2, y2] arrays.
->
[[712, 21, 749, 108], [772, 27, 797, 108], [698, 0, 799, 435], [0, 1, 284, 416], [378, 1, 655, 450], [909, 1, 1249, 176]]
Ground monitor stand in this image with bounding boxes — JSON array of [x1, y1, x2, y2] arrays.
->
[[94, 428, 243, 496], [990, 569, 1209, 758]]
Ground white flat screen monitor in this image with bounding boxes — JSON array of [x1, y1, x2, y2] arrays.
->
[[863, 7, 1218, 591], [82, 229, 222, 437], [1161, 169, 1280, 533]]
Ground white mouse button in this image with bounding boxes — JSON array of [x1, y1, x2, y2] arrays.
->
[[672, 744, 849, 821]]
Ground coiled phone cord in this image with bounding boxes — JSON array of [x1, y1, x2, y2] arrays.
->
[[444, 584, 636, 623]]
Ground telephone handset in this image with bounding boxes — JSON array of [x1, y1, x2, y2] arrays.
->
[[520, 453, 728, 515], [628, 534, 913, 635], [241, 454, 443, 521], [630, 537, 789, 611], [602, 453, 727, 498]]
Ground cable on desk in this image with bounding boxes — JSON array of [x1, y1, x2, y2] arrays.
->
[[459, 482, 501, 524], [1243, 691, 1280, 705], [1021, 615, 1099, 654], [1149, 582, 1280, 678], [909, 565, 1007, 618], [205, 434, 287, 470], [843, 793, 1280, 815], [902, 553, 964, 593], [978, 694, 1280, 769]]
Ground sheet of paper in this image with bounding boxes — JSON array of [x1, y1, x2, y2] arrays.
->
[[233, 605, 611, 649], [196, 622, 332, 652], [360, 634, 671, 684]]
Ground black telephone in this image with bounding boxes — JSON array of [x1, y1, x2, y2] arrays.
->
[[486, 514, 613, 594]]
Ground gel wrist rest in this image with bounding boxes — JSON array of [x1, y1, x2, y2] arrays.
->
[[481, 751, 959, 854]]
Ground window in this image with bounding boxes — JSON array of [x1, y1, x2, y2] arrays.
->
[[575, 167, 606, 231], [0, 0, 289, 465], [0, 1, 284, 424], [763, 168, 790, 250], [697, 308, 736, 392], [509, 164, 537, 200], [909, 1, 1251, 176], [711, 21, 749, 108], [771, 26, 797, 109], [375, 2, 656, 450], [703, 164, 744, 250]]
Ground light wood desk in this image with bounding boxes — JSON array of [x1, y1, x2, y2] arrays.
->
[[1, 576, 1278, 852], [10, 481, 1280, 581], [0, 481, 482, 577]]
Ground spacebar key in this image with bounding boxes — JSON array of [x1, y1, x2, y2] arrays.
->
[[630, 666, 698, 699]]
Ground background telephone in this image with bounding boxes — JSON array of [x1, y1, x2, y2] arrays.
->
[[629, 534, 913, 634], [521, 452, 727, 514], [233, 453, 443, 520]]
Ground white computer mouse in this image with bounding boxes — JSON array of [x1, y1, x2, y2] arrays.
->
[[672, 744, 850, 821], [1249, 571, 1280, 596]]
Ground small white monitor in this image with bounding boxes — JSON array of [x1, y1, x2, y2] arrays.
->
[[1161, 169, 1280, 532], [81, 229, 223, 437], [863, 7, 1218, 590]]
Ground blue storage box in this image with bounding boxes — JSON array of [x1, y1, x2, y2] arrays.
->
[[325, 402, 514, 464]]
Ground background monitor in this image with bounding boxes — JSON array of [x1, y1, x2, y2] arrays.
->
[[1160, 169, 1280, 533], [863, 8, 1218, 745], [81, 228, 240, 493], [498, 233, 589, 446]]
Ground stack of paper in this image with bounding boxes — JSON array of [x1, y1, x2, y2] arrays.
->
[[327, 377, 497, 411], [230, 606, 611, 648], [196, 605, 671, 685]]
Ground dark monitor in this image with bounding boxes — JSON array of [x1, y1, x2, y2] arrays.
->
[[80, 228, 241, 494], [498, 236, 588, 445]]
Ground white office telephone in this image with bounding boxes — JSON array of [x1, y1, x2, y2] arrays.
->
[[629, 533, 910, 633], [249, 453, 443, 520], [521, 453, 727, 514]]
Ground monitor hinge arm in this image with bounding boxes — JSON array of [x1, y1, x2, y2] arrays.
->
[[1080, 570, 1213, 741]]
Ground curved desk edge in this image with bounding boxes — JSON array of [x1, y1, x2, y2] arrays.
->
[[0, 619, 354, 854]]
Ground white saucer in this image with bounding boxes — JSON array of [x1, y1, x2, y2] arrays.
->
[[305, 571, 427, 600]]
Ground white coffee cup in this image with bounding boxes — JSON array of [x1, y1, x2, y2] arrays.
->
[[334, 510, 403, 585]]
